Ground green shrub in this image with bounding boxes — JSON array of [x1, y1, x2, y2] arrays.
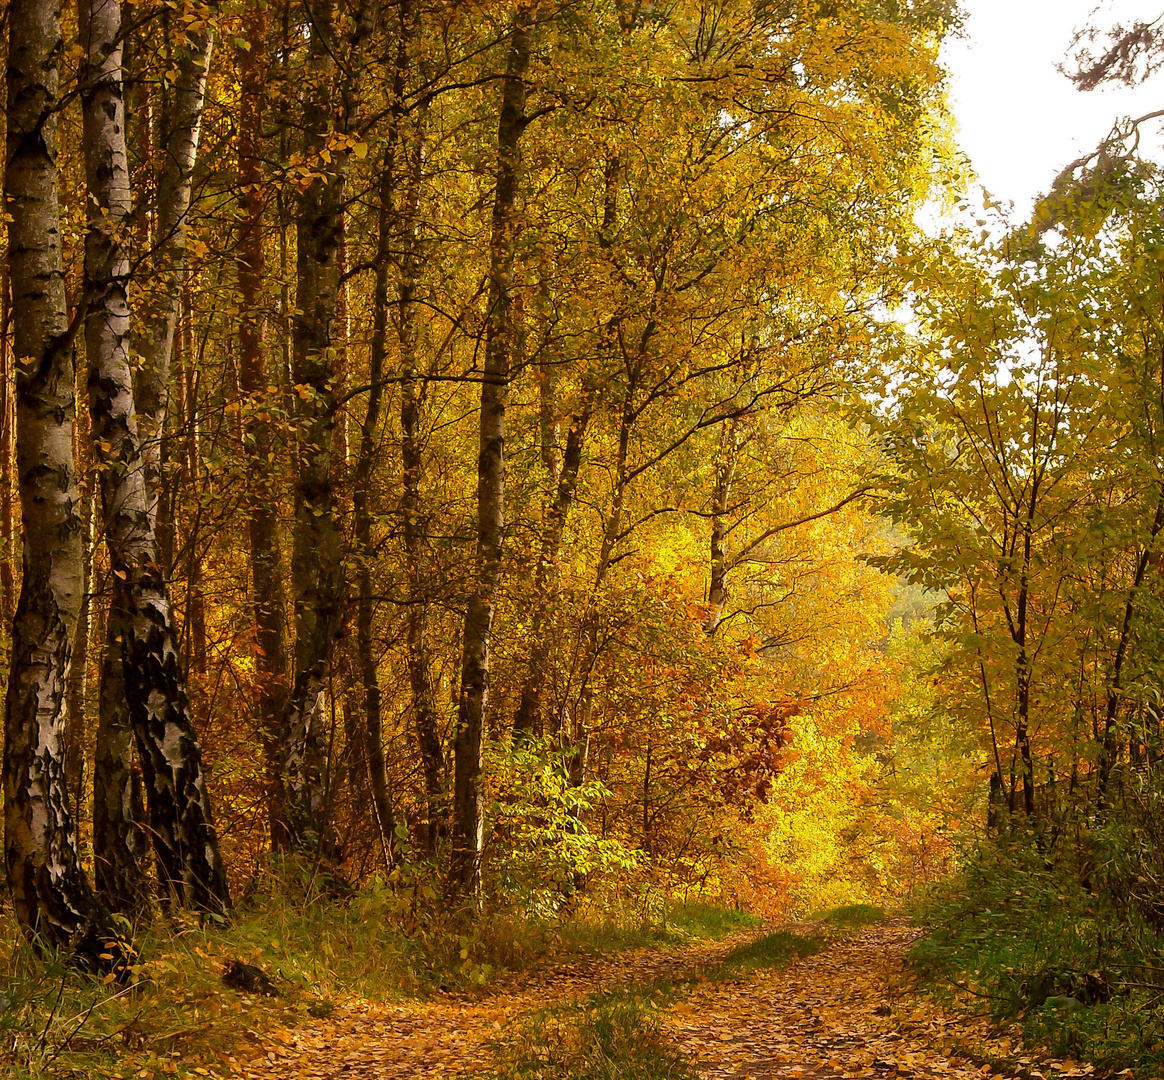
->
[[702, 930, 823, 980], [910, 833, 1164, 1074]]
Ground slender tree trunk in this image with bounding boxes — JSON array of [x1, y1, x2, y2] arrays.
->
[[64, 358, 93, 807], [449, 4, 537, 899], [353, 0, 415, 866], [278, 0, 372, 855], [395, 103, 446, 850], [511, 398, 592, 738], [178, 292, 207, 673], [400, 313, 444, 843], [559, 390, 636, 794], [280, 0, 349, 854], [134, 12, 213, 486], [514, 156, 616, 740], [3, 0, 118, 964], [80, 0, 229, 915], [704, 419, 742, 635], [235, 0, 292, 852], [1099, 493, 1164, 804]]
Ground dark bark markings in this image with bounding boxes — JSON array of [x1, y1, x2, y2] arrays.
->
[[80, 0, 229, 914], [3, 0, 117, 963]]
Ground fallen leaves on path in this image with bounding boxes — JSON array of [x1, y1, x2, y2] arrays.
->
[[224, 927, 761, 1080], [664, 919, 1092, 1080], [221, 920, 1086, 1080]]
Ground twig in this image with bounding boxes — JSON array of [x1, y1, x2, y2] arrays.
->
[[35, 975, 67, 1054]]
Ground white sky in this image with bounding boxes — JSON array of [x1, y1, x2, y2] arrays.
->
[[943, 0, 1164, 217]]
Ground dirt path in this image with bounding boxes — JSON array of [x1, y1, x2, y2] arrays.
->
[[228, 925, 762, 1080], [666, 920, 1093, 1080], [226, 920, 1093, 1080]]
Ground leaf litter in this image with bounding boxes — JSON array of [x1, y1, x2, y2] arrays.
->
[[223, 920, 1094, 1080]]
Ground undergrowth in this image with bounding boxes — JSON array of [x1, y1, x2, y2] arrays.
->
[[0, 862, 758, 1080], [910, 835, 1164, 1076]]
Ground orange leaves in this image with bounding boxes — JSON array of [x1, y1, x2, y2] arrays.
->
[[664, 921, 1028, 1080]]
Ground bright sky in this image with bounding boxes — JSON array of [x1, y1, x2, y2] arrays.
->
[[943, 0, 1164, 217]]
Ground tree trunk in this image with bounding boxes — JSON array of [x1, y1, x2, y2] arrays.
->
[[353, 2, 412, 867], [134, 11, 213, 489], [65, 363, 93, 805], [449, 4, 536, 900], [514, 154, 617, 740], [3, 0, 118, 964], [704, 419, 742, 635], [0, 265, 15, 628], [93, 608, 150, 914], [511, 397, 592, 738], [1098, 493, 1164, 805], [559, 390, 635, 792], [279, 0, 371, 855], [80, 0, 229, 915], [235, 0, 292, 853], [280, 0, 348, 854], [395, 100, 445, 852]]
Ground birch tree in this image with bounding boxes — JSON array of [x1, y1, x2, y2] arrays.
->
[[4, 0, 119, 963], [80, 0, 230, 915]]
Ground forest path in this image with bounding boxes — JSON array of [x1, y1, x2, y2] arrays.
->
[[228, 919, 1090, 1080], [662, 918, 1088, 1080]]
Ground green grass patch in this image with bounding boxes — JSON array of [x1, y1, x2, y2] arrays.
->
[[490, 985, 697, 1080], [471, 900, 759, 971], [815, 904, 886, 929], [661, 902, 761, 940], [701, 930, 824, 981]]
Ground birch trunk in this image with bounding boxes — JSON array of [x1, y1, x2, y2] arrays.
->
[[3, 0, 116, 963], [449, 4, 536, 900], [704, 419, 742, 635], [134, 11, 213, 487], [64, 380, 92, 807], [80, 0, 229, 914], [281, 0, 347, 853], [511, 399, 591, 739], [0, 266, 15, 627]]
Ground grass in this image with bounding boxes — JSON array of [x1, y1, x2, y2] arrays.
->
[[490, 985, 698, 1080], [815, 904, 887, 929], [476, 901, 760, 971], [662, 902, 761, 940], [0, 870, 761, 1080], [698, 930, 824, 981], [489, 927, 823, 1080]]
